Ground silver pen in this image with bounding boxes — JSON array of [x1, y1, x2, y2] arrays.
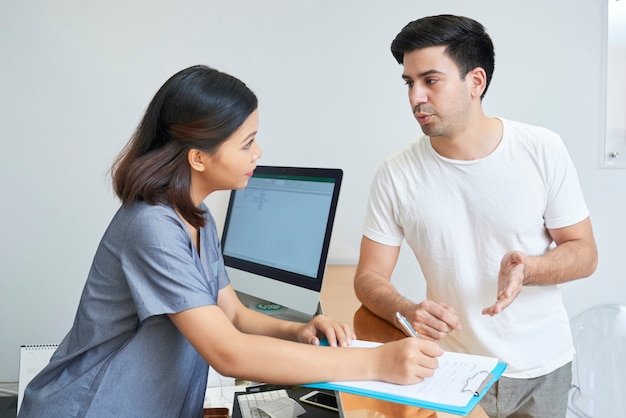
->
[[395, 311, 420, 339]]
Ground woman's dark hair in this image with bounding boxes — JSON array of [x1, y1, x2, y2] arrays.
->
[[111, 65, 258, 228], [390, 15, 495, 99]]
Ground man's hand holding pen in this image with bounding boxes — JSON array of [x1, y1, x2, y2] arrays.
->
[[399, 300, 462, 341]]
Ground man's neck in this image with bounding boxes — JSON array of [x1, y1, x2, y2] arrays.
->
[[430, 116, 503, 161]]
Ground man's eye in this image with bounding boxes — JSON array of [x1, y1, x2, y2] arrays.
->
[[404, 80, 414, 88], [426, 78, 438, 85]]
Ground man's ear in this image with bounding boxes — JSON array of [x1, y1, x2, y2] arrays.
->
[[187, 149, 206, 172], [468, 67, 487, 99]]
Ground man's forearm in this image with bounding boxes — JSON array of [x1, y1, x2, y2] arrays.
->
[[354, 272, 415, 323], [524, 239, 597, 286]]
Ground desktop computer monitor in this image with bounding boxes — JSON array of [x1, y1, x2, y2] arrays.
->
[[220, 165, 343, 320]]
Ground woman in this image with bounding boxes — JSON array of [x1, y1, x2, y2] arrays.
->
[[18, 65, 442, 417]]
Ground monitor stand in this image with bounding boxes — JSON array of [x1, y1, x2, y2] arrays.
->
[[252, 300, 286, 314], [235, 291, 319, 323]]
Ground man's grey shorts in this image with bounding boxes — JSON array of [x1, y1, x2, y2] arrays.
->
[[479, 362, 571, 418]]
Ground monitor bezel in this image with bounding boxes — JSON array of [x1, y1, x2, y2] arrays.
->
[[221, 165, 343, 293]]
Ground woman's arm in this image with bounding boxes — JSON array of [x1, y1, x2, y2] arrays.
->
[[216, 284, 354, 347], [168, 303, 443, 385]]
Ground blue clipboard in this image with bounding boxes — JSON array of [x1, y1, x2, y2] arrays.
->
[[305, 339, 506, 416]]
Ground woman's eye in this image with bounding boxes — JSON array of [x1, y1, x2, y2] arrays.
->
[[243, 138, 255, 149]]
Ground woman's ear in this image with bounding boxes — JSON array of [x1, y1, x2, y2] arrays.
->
[[187, 149, 206, 173]]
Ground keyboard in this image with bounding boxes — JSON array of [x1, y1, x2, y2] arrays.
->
[[237, 389, 289, 418]]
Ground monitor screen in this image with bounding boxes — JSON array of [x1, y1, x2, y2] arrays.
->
[[221, 165, 342, 318]]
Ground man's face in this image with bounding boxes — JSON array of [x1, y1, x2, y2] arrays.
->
[[401, 46, 473, 139]]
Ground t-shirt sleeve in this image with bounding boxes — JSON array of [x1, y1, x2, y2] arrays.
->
[[542, 134, 590, 229], [363, 161, 405, 247], [120, 208, 218, 321]]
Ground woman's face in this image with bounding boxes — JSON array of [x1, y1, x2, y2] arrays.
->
[[190, 109, 262, 200]]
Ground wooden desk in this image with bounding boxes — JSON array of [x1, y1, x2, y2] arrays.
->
[[321, 265, 488, 418]]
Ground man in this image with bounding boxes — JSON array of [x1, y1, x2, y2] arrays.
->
[[354, 14, 598, 418]]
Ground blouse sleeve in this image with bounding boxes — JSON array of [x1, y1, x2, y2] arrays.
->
[[120, 205, 219, 321]]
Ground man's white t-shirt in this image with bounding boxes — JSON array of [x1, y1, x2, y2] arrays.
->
[[364, 118, 589, 378]]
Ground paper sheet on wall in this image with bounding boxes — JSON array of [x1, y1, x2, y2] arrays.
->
[[17, 344, 58, 412]]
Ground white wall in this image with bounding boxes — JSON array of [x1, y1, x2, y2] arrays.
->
[[1, 0, 623, 382]]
